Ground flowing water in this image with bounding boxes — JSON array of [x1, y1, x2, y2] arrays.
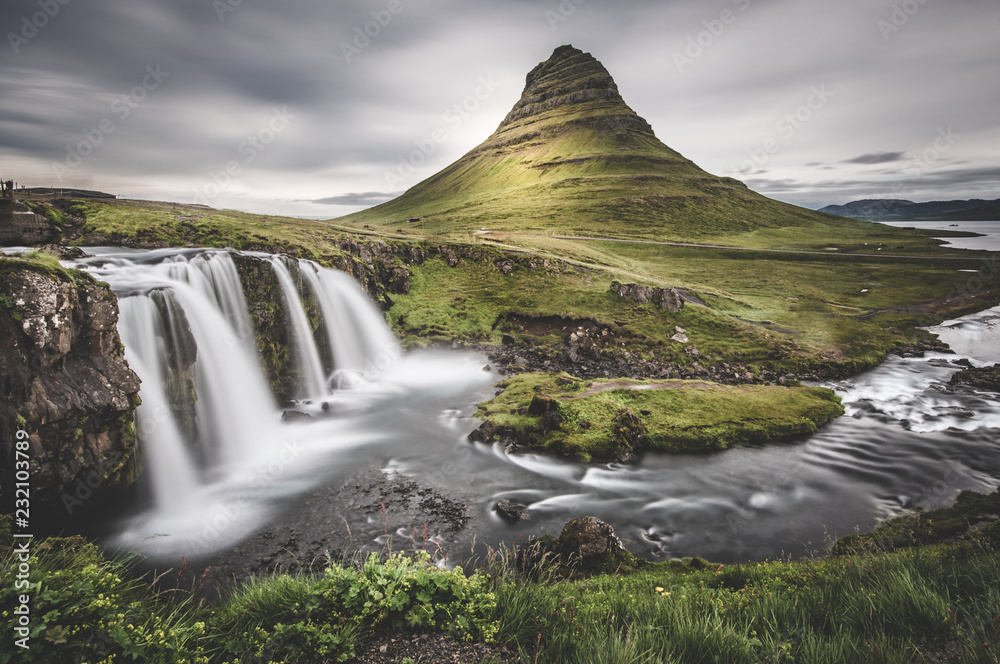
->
[[66, 247, 1000, 563]]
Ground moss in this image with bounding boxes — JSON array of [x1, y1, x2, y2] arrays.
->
[[0, 252, 95, 287], [44, 206, 68, 226], [477, 372, 844, 461], [0, 293, 22, 322], [833, 488, 1000, 554]]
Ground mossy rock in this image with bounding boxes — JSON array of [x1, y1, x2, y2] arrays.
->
[[833, 488, 1000, 554], [516, 516, 643, 577]]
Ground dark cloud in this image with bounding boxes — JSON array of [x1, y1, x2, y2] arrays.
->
[[843, 152, 906, 165], [310, 192, 398, 206], [2, 0, 997, 216]]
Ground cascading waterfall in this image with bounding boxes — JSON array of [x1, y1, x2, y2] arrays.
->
[[117, 295, 201, 514], [76, 248, 405, 552], [270, 257, 327, 398], [300, 262, 400, 381]]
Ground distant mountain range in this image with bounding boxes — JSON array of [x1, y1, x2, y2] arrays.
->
[[819, 198, 1000, 222]]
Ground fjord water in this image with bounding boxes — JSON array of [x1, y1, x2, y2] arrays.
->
[[74, 248, 1000, 563], [881, 220, 1000, 252]]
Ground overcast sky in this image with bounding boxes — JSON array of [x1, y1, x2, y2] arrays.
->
[[2, 0, 998, 218]]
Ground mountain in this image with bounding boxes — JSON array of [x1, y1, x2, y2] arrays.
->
[[336, 45, 842, 240], [820, 198, 1000, 222]]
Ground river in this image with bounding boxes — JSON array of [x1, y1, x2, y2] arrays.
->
[[60, 237, 1000, 565]]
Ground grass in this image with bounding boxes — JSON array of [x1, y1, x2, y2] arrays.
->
[[2, 508, 999, 664], [59, 196, 998, 379], [0, 249, 94, 287], [67, 199, 351, 259], [493, 541, 1000, 664], [834, 489, 1000, 555], [475, 372, 844, 461]]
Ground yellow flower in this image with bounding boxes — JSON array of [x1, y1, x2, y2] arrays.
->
[[655, 587, 664, 592]]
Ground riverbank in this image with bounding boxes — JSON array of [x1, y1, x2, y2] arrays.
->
[[3, 491, 998, 663]]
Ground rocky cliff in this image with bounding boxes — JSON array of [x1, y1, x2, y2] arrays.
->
[[0, 255, 141, 522]]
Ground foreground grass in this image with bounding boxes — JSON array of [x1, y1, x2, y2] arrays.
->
[[495, 540, 1000, 664], [475, 372, 844, 461], [3, 507, 999, 664]]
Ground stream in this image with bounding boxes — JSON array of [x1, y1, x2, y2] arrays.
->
[[64, 238, 1000, 565]]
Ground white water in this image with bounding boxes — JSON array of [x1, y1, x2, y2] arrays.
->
[[301, 263, 400, 379], [117, 295, 201, 514], [74, 248, 418, 556], [270, 257, 327, 398]]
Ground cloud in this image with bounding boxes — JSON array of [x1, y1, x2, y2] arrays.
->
[[310, 192, 397, 206], [843, 152, 906, 165], [2, 0, 998, 217]]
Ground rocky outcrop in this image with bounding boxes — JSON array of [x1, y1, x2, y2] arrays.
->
[[497, 44, 656, 139], [231, 253, 324, 403], [0, 258, 141, 520], [609, 281, 683, 313], [950, 363, 1000, 391], [516, 516, 634, 575]]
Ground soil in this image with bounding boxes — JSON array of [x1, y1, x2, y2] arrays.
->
[[349, 629, 519, 664]]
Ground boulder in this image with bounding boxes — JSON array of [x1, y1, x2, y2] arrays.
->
[[527, 394, 559, 416], [557, 516, 626, 565], [494, 499, 531, 523], [609, 281, 684, 312], [467, 421, 494, 443], [516, 516, 632, 575]]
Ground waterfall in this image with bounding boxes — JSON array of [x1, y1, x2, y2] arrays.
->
[[301, 262, 400, 382], [117, 295, 201, 514], [78, 248, 401, 530], [270, 257, 327, 398]]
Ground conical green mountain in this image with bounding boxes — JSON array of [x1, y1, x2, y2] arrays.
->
[[337, 45, 833, 240]]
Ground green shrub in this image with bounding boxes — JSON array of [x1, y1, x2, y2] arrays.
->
[[217, 551, 498, 662]]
